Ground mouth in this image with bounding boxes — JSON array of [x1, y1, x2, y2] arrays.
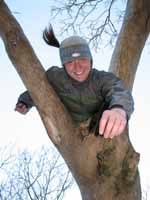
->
[[74, 71, 83, 76]]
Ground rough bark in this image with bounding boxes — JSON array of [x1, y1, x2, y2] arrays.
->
[[109, 0, 150, 89], [0, 0, 150, 199]]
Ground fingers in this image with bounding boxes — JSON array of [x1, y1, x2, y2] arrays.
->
[[103, 116, 116, 139], [15, 103, 28, 114], [109, 119, 126, 138], [99, 108, 127, 139], [99, 111, 109, 136]]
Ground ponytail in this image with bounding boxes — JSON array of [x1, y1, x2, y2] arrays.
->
[[43, 24, 60, 48]]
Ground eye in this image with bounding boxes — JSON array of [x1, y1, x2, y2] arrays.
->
[[65, 61, 74, 69], [67, 61, 74, 64]]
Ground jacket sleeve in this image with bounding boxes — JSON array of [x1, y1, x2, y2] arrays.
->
[[17, 67, 56, 109], [99, 71, 134, 119]]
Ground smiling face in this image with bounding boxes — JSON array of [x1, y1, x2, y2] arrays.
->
[[64, 58, 91, 82]]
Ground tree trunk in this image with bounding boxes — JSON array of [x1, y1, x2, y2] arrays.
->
[[0, 0, 150, 199]]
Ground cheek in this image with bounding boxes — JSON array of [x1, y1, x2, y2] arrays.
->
[[65, 65, 74, 74], [85, 65, 91, 73]]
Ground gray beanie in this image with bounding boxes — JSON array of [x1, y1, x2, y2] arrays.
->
[[59, 36, 92, 65]]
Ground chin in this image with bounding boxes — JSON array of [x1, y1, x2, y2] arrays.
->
[[75, 78, 86, 82]]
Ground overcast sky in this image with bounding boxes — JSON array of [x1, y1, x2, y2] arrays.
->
[[0, 0, 150, 198]]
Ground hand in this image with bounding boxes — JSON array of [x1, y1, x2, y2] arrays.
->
[[15, 102, 28, 114], [99, 107, 127, 139]]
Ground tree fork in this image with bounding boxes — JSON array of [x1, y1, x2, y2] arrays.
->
[[0, 0, 147, 199]]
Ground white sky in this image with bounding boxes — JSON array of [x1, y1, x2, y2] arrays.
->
[[0, 0, 150, 199]]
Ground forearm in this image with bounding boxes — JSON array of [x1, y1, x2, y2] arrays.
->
[[100, 72, 134, 119], [108, 90, 134, 120]]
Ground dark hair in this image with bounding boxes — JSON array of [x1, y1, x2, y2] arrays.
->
[[43, 24, 60, 48]]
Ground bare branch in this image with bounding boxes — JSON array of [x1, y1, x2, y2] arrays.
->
[[0, 145, 14, 170], [0, 146, 73, 200], [50, 0, 126, 48]]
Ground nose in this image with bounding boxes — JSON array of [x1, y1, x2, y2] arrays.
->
[[74, 59, 82, 71]]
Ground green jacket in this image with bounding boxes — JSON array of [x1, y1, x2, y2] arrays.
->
[[18, 66, 134, 123]]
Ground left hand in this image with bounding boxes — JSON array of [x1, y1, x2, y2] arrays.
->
[[99, 107, 127, 139]]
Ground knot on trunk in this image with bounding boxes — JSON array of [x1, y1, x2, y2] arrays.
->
[[97, 141, 116, 179], [96, 138, 140, 185], [121, 146, 140, 184], [114, 146, 140, 197], [5, 29, 20, 54]]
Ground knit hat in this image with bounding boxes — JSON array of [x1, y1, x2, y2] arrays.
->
[[59, 36, 92, 65], [43, 24, 92, 65]]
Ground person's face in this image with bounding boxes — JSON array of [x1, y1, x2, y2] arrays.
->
[[64, 58, 91, 82]]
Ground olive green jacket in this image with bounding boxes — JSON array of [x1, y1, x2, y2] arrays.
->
[[18, 66, 134, 123]]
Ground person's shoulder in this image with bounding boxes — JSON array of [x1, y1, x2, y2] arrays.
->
[[46, 66, 67, 83], [91, 68, 108, 78], [46, 66, 64, 74], [91, 68, 121, 86], [46, 66, 66, 77], [92, 68, 118, 78]]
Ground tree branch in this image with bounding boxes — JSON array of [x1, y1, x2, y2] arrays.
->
[[0, 0, 75, 146], [109, 0, 150, 89], [50, 0, 122, 48]]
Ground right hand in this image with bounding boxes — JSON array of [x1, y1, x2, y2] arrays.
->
[[15, 102, 28, 114]]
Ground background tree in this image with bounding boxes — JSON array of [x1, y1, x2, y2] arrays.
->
[[50, 0, 125, 48], [0, 146, 73, 200], [0, 0, 150, 199], [142, 185, 150, 200]]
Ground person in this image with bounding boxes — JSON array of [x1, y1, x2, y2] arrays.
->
[[15, 25, 134, 139]]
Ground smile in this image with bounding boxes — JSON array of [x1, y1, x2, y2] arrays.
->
[[74, 72, 83, 75]]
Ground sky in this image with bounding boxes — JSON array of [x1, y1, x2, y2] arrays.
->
[[0, 0, 150, 199]]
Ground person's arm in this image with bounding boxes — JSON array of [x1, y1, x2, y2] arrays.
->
[[98, 71, 134, 138], [100, 71, 134, 118], [15, 66, 55, 115], [15, 91, 34, 114]]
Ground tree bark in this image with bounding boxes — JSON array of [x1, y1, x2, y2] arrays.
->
[[0, 0, 150, 199], [109, 0, 150, 89]]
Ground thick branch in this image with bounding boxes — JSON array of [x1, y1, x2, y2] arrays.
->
[[109, 0, 150, 89], [0, 0, 76, 146]]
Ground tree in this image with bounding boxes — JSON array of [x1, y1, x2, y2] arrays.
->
[[0, 0, 150, 199], [0, 146, 73, 200], [142, 185, 150, 200], [50, 0, 125, 48]]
